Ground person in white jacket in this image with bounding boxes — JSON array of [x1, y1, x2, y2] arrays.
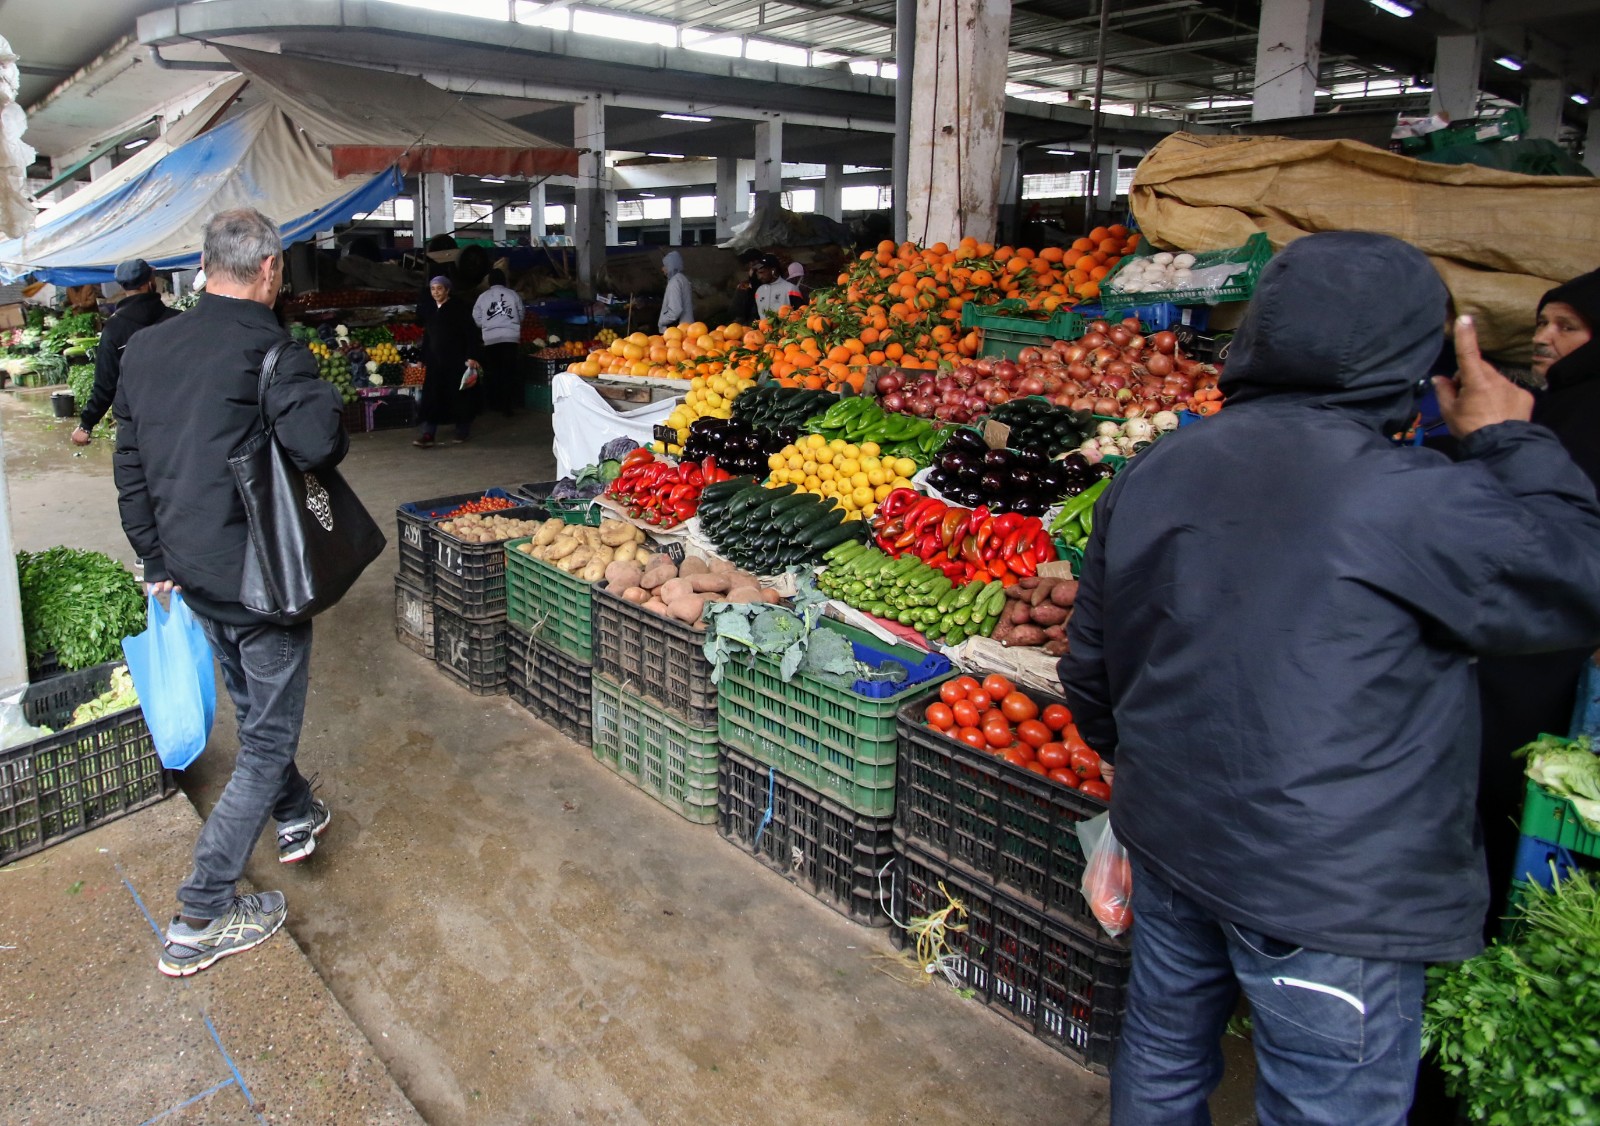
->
[[659, 251, 694, 332], [473, 269, 524, 415]]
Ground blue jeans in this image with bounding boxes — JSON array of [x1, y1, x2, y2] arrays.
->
[[177, 616, 315, 918], [1112, 858, 1426, 1126]]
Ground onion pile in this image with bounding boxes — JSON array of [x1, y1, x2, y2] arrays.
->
[[875, 318, 1221, 422]]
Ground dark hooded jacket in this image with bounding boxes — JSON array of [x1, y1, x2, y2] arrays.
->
[[1059, 233, 1600, 962]]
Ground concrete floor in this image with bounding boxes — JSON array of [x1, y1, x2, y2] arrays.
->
[[2, 390, 1260, 1125]]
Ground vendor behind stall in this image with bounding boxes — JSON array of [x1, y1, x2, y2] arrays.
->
[[414, 276, 483, 448], [658, 251, 694, 332]]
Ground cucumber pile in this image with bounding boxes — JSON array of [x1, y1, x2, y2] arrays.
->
[[732, 383, 840, 431], [696, 478, 869, 575], [816, 542, 1006, 647]]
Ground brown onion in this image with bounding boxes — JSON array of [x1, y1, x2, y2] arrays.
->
[[1018, 347, 1044, 365], [1092, 346, 1121, 367], [1150, 331, 1178, 355], [1108, 325, 1133, 347], [1080, 332, 1109, 350], [1145, 353, 1174, 377], [1093, 397, 1119, 415]]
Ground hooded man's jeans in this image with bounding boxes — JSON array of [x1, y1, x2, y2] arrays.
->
[[1111, 858, 1426, 1126], [177, 616, 316, 919]]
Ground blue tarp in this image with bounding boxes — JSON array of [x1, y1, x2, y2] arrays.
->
[[0, 105, 402, 285]]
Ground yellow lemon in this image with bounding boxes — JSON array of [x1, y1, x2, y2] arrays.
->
[[818, 464, 836, 482], [852, 486, 875, 508], [828, 438, 847, 452], [874, 483, 893, 501], [787, 453, 804, 471], [838, 458, 860, 476], [804, 475, 821, 491], [807, 433, 827, 450], [860, 442, 881, 458], [867, 468, 887, 487], [802, 460, 818, 476], [894, 458, 918, 478]]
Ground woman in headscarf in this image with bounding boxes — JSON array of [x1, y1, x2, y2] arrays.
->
[[414, 275, 483, 448], [658, 251, 694, 332]]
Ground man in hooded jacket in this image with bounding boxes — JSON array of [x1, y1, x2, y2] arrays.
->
[[658, 251, 694, 332], [1060, 232, 1600, 1124]]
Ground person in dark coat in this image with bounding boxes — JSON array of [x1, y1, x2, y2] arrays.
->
[[729, 248, 762, 325], [1470, 268, 1600, 931], [71, 258, 179, 445], [414, 275, 482, 448], [1059, 232, 1600, 1125]]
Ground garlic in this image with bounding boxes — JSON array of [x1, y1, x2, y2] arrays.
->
[[1124, 418, 1156, 442], [1097, 421, 1122, 438], [1152, 252, 1174, 266], [1173, 253, 1197, 269], [1151, 410, 1181, 432]]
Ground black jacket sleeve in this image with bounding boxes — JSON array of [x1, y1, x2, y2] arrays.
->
[[111, 378, 166, 583], [264, 340, 349, 472], [80, 318, 130, 431], [1060, 489, 1118, 759]]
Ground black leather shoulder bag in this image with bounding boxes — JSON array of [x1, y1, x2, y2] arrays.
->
[[229, 341, 386, 624]]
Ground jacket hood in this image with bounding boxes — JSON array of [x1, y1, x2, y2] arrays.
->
[[1219, 232, 1449, 430], [1538, 267, 1600, 390], [662, 251, 684, 277]]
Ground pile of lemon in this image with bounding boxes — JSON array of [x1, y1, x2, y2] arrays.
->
[[656, 370, 756, 453], [367, 342, 401, 365], [764, 437, 919, 521], [595, 328, 619, 345], [308, 340, 332, 359]]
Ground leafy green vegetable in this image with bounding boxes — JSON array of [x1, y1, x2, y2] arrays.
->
[[69, 666, 139, 727], [42, 311, 99, 357], [1424, 870, 1600, 1125], [1517, 734, 1600, 833], [67, 363, 95, 409], [16, 548, 146, 671]]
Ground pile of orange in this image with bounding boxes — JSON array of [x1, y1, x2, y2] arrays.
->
[[568, 230, 1141, 391]]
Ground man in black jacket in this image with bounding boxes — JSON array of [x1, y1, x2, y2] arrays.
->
[[70, 258, 179, 445], [115, 208, 349, 978], [1060, 233, 1600, 1124]]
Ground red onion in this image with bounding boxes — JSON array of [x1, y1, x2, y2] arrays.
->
[[910, 398, 935, 417], [1052, 392, 1077, 407], [995, 361, 1020, 382], [986, 387, 1010, 405], [881, 391, 906, 412], [876, 371, 903, 394], [1105, 361, 1133, 381]]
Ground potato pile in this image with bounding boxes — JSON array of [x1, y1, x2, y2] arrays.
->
[[517, 518, 648, 584], [604, 554, 780, 628], [996, 576, 1077, 656], [437, 513, 546, 544]]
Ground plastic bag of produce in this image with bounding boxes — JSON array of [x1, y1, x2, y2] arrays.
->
[[121, 592, 216, 770], [1078, 811, 1133, 938]]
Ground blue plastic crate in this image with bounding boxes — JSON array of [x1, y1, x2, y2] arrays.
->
[[850, 640, 952, 698], [399, 487, 513, 520]]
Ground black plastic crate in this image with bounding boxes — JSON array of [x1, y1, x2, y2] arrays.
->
[[368, 393, 417, 432], [505, 624, 593, 744], [2, 661, 175, 865], [895, 688, 1108, 928], [592, 586, 718, 727], [432, 505, 547, 620], [395, 487, 513, 594], [718, 744, 895, 927], [433, 605, 508, 696], [888, 841, 1128, 1074], [27, 649, 61, 681], [394, 575, 434, 660]]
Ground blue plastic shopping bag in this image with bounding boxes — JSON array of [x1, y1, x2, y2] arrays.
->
[[122, 592, 217, 770]]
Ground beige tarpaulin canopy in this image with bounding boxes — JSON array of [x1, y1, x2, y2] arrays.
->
[[1129, 133, 1600, 363]]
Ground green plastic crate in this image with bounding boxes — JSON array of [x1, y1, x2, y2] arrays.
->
[[591, 674, 720, 824], [961, 300, 1087, 360], [1100, 232, 1272, 311], [715, 619, 953, 818], [1520, 777, 1600, 860], [503, 538, 594, 661]]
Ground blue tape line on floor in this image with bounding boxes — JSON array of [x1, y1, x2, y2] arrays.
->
[[119, 874, 165, 940], [205, 1011, 266, 1123], [138, 1076, 236, 1125]]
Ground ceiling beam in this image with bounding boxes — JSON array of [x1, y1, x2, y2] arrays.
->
[[1482, 0, 1600, 23]]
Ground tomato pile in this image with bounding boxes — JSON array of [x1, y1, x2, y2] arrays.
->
[[923, 675, 1111, 800], [439, 495, 518, 518]]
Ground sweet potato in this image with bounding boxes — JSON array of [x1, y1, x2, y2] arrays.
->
[[708, 557, 737, 575], [1043, 624, 1066, 640], [622, 586, 649, 604], [1008, 602, 1033, 626], [1016, 577, 1041, 590], [1030, 579, 1058, 607], [1043, 638, 1070, 657], [759, 588, 783, 604], [640, 563, 676, 590], [1004, 585, 1026, 601], [716, 587, 763, 604], [666, 595, 707, 624], [659, 577, 695, 604], [1030, 604, 1068, 627], [1050, 580, 1079, 607], [689, 574, 733, 594], [643, 598, 669, 615], [1002, 625, 1046, 648], [677, 556, 709, 577], [606, 560, 644, 590]]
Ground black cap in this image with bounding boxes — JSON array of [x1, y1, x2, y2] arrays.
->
[[114, 258, 153, 287], [757, 254, 782, 270]]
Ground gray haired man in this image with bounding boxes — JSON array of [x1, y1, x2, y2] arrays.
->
[[114, 208, 349, 976]]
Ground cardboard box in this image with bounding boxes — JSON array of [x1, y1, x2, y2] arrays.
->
[[0, 303, 24, 330]]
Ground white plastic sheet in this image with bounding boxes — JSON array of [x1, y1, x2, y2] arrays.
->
[[550, 372, 679, 479]]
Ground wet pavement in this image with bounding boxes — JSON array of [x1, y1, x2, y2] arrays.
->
[[1, 388, 1259, 1125]]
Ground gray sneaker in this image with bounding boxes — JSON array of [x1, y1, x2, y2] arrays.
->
[[277, 798, 331, 864], [158, 892, 287, 977]]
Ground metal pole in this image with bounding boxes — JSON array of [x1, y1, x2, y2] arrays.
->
[[893, 0, 916, 245], [1085, 0, 1112, 230]]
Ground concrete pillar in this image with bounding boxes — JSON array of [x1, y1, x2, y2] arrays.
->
[[1251, 0, 1325, 121], [88, 155, 113, 180], [562, 204, 576, 236], [668, 195, 683, 245], [1430, 34, 1482, 123], [421, 173, 454, 241], [604, 191, 619, 246], [411, 189, 425, 246], [754, 119, 783, 213], [893, 0, 916, 244], [715, 156, 740, 240], [0, 453, 26, 697], [1585, 116, 1600, 175], [1096, 153, 1118, 211], [820, 164, 843, 221], [906, 0, 1013, 246], [996, 142, 1022, 245], [1526, 79, 1564, 141], [491, 204, 507, 242], [530, 182, 547, 238], [575, 96, 608, 294]]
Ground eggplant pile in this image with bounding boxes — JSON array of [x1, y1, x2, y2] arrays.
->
[[926, 428, 1112, 515], [680, 416, 797, 478], [985, 398, 1099, 455]]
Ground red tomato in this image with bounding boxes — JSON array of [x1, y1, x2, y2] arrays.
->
[[1025, 760, 1049, 775], [1001, 692, 1039, 723], [979, 709, 1006, 728], [981, 674, 1015, 700], [1079, 779, 1112, 802], [925, 702, 955, 730], [940, 680, 968, 706], [1017, 719, 1052, 749], [983, 719, 1013, 748], [1010, 741, 1037, 762], [1048, 767, 1080, 788], [1003, 747, 1034, 767], [1037, 742, 1069, 770], [1062, 723, 1089, 753], [1041, 703, 1072, 732], [1070, 747, 1102, 780], [951, 675, 981, 698], [967, 690, 992, 713], [957, 726, 987, 749], [952, 700, 980, 729]]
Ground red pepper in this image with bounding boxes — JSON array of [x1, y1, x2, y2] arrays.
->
[[960, 534, 984, 569], [974, 516, 997, 558], [904, 497, 947, 534], [971, 504, 990, 526], [621, 448, 654, 470], [1033, 530, 1055, 560], [1001, 527, 1028, 561], [999, 571, 1018, 588], [1012, 550, 1038, 577], [671, 497, 697, 521], [1017, 516, 1043, 540], [916, 529, 943, 559], [993, 512, 1024, 538], [893, 526, 920, 552], [941, 509, 968, 549], [668, 482, 699, 503], [880, 488, 919, 520]]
